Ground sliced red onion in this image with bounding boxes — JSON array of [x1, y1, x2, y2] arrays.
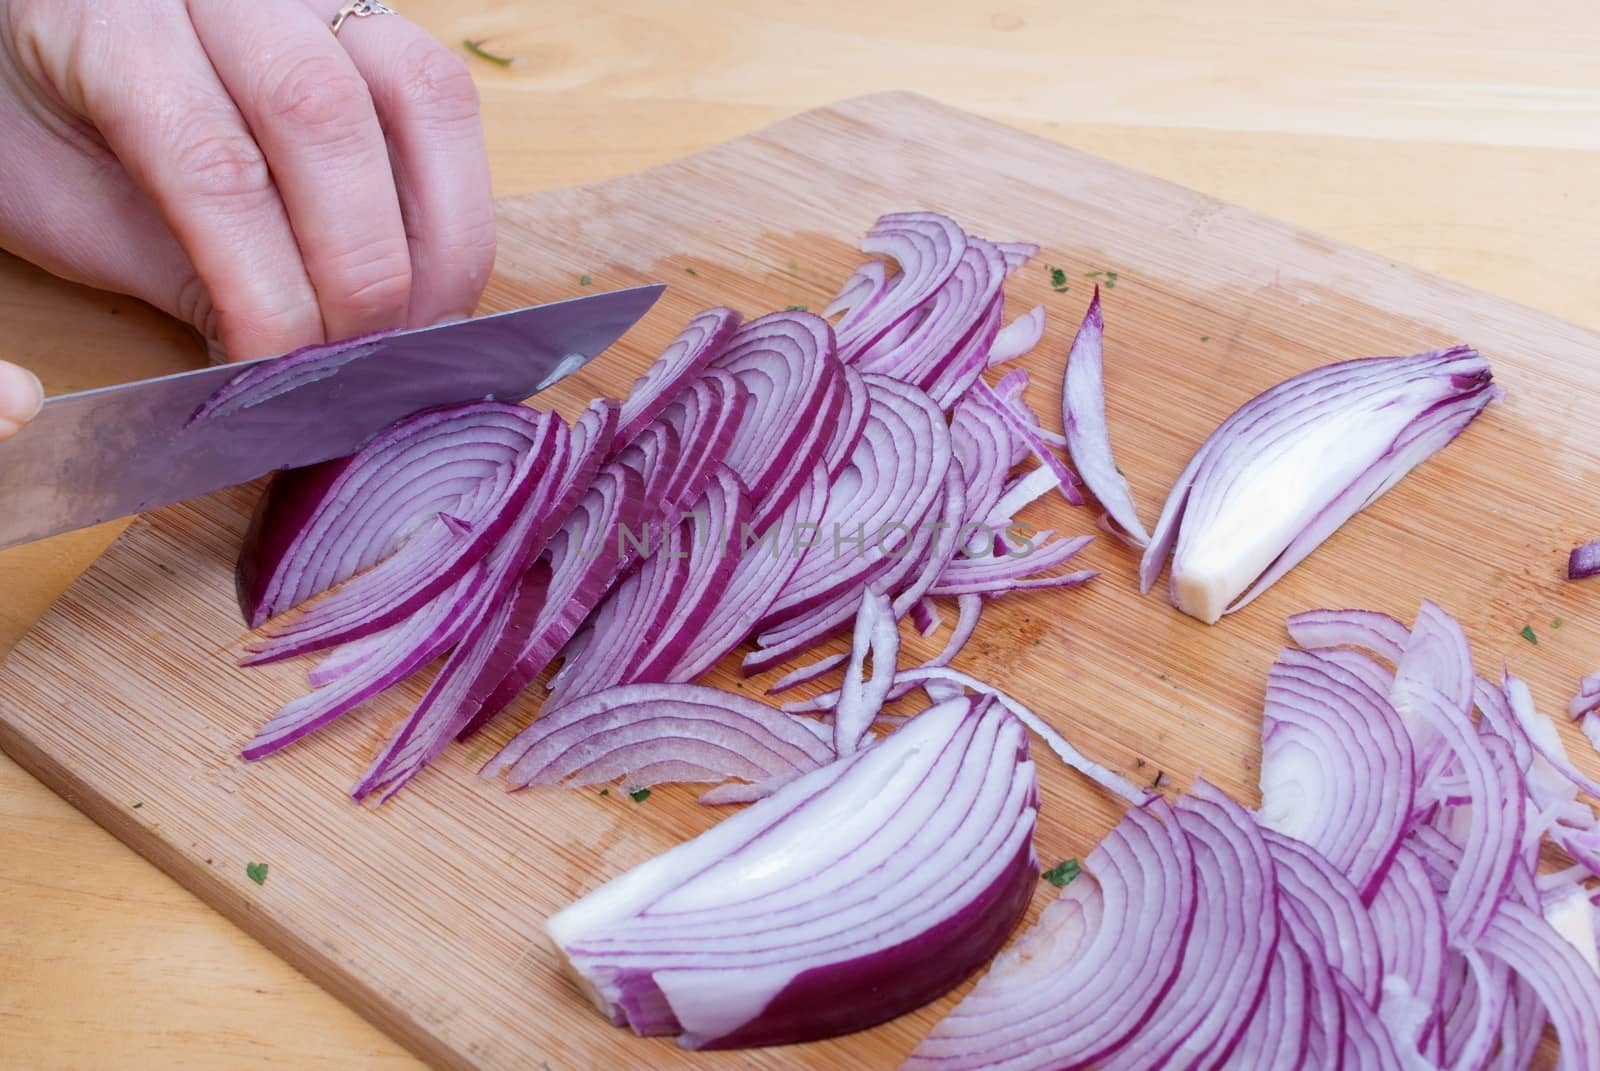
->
[[924, 294, 1004, 410], [1059, 288, 1149, 546], [1262, 827, 1383, 1002], [489, 682, 834, 799], [352, 552, 556, 800], [853, 237, 1004, 384], [1569, 671, 1600, 720], [544, 470, 748, 707], [1335, 971, 1407, 1069], [664, 466, 829, 683], [1285, 607, 1411, 665], [1410, 685, 1526, 942], [1368, 846, 1448, 1054], [654, 369, 749, 515], [787, 664, 1150, 805], [237, 401, 552, 627], [834, 212, 967, 363], [987, 305, 1046, 367], [241, 412, 568, 664], [712, 310, 840, 527], [1568, 539, 1600, 581], [971, 379, 1084, 506], [1220, 938, 1308, 1070], [832, 590, 899, 755], [764, 653, 849, 697], [457, 462, 652, 746], [823, 259, 888, 324], [905, 801, 1195, 1071], [950, 393, 1013, 540], [1479, 900, 1600, 1068], [240, 563, 487, 759], [756, 374, 951, 629], [548, 695, 1037, 1049], [1140, 346, 1498, 623], [1097, 783, 1278, 1071], [1258, 647, 1414, 898], [352, 439, 639, 799], [821, 364, 870, 477], [929, 532, 1096, 597], [613, 308, 739, 447], [1503, 673, 1600, 801], [189, 331, 390, 426]]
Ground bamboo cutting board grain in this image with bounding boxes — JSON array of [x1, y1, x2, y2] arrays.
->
[[1, 93, 1596, 1070]]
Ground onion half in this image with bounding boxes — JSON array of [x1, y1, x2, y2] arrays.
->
[[547, 695, 1038, 1049]]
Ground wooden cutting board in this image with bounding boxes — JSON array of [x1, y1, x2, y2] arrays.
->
[[2, 92, 1597, 1071]]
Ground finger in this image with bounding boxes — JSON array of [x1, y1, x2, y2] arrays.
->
[[0, 361, 45, 440], [313, 5, 495, 327], [191, 0, 413, 340], [63, 7, 324, 359], [0, 85, 218, 340]]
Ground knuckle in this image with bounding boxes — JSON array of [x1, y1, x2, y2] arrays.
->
[[171, 125, 274, 201], [395, 39, 479, 121], [263, 53, 373, 137], [336, 246, 413, 322], [174, 275, 219, 340]]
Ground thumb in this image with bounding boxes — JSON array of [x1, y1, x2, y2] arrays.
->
[[0, 361, 45, 440]]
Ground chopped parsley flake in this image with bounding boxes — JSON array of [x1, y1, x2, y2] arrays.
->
[[630, 787, 652, 803], [1520, 624, 1538, 645], [1200, 335, 1210, 342], [245, 862, 269, 886], [131, 802, 143, 809], [1552, 618, 1565, 629], [786, 304, 809, 312], [463, 39, 516, 67], [684, 267, 698, 276], [599, 788, 610, 797], [1042, 859, 1082, 886], [1048, 266, 1069, 292], [579, 274, 592, 286]]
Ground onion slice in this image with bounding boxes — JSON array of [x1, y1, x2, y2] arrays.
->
[[613, 308, 739, 447], [236, 401, 553, 627], [548, 695, 1038, 1049], [1059, 288, 1149, 546], [490, 682, 834, 799], [904, 800, 1197, 1071], [190, 332, 390, 426], [1140, 346, 1497, 623]]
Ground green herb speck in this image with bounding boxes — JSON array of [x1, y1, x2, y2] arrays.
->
[[463, 39, 516, 67], [1086, 270, 1101, 278], [1149, 769, 1167, 790], [1552, 618, 1564, 629], [579, 274, 592, 286], [1200, 335, 1210, 342], [684, 267, 698, 276], [599, 788, 610, 797], [245, 861, 269, 886], [786, 304, 809, 312], [1048, 266, 1069, 292], [1103, 270, 1119, 289], [131, 802, 143, 809], [786, 259, 799, 271], [630, 788, 651, 803], [1520, 624, 1538, 645], [1042, 859, 1082, 887]]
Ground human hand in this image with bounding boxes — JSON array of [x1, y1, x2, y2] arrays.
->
[[0, 0, 497, 418], [0, 360, 43, 440]]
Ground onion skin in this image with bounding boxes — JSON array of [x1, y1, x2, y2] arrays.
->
[[548, 697, 1038, 1050]]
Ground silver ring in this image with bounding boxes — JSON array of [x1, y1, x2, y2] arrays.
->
[[330, 0, 397, 35]]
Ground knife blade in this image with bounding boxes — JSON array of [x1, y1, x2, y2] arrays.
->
[[0, 284, 664, 550]]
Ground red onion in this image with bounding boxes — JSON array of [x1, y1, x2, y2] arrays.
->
[[612, 308, 740, 447], [987, 306, 1046, 368], [1568, 539, 1600, 581], [971, 379, 1084, 506], [904, 801, 1195, 1071], [834, 212, 967, 363], [489, 681, 834, 800], [189, 332, 390, 426], [547, 695, 1038, 1049], [1258, 646, 1414, 899], [236, 401, 553, 628], [1059, 288, 1149, 546], [712, 310, 842, 529], [1140, 346, 1498, 623], [831, 590, 899, 754]]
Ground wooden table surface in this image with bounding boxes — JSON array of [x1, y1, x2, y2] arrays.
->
[[2, 3, 1597, 1067]]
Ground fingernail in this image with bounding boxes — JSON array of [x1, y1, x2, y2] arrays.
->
[[429, 309, 475, 329]]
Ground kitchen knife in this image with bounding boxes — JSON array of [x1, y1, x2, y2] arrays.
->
[[0, 284, 664, 550]]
